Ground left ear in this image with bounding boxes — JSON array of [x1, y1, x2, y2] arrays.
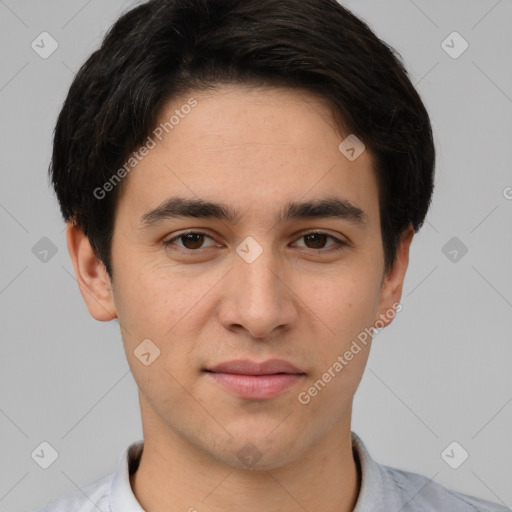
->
[[375, 225, 414, 328]]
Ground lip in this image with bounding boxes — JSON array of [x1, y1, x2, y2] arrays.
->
[[204, 359, 306, 400], [205, 358, 304, 375]]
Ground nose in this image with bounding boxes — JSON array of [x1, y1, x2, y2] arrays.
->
[[217, 243, 298, 339]]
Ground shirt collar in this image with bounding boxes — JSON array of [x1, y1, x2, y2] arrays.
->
[[109, 440, 145, 512], [351, 431, 396, 511], [108, 432, 390, 512]]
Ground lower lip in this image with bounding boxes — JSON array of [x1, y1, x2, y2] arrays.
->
[[205, 372, 305, 400]]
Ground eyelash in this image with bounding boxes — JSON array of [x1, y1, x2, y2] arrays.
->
[[163, 231, 349, 253]]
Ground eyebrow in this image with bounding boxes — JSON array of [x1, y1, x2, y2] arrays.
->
[[138, 196, 368, 228]]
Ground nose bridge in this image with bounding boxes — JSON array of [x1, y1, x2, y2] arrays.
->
[[235, 237, 283, 304], [222, 237, 296, 337]]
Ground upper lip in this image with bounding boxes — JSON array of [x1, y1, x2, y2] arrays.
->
[[205, 359, 304, 375]]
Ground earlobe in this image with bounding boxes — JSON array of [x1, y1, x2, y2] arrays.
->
[[66, 222, 118, 322], [375, 226, 414, 329]]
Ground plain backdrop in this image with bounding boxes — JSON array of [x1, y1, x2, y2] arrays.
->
[[0, 1, 511, 511]]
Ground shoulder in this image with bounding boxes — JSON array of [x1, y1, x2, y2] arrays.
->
[[31, 441, 143, 512], [32, 473, 112, 512], [381, 464, 510, 512], [351, 432, 510, 512]]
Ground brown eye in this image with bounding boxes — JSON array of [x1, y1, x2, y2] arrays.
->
[[164, 232, 216, 251], [303, 233, 329, 249], [292, 232, 346, 251], [182, 233, 206, 249]]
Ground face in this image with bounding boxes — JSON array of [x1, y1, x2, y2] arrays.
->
[[68, 84, 412, 470]]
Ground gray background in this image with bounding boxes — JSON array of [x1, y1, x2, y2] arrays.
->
[[0, 0, 511, 511]]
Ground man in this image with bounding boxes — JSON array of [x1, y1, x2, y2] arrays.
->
[[34, 0, 509, 511]]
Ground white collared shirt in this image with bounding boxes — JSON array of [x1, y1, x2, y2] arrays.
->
[[33, 432, 510, 512]]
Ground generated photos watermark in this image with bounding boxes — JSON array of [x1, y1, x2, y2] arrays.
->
[[93, 97, 198, 200], [298, 301, 403, 405]]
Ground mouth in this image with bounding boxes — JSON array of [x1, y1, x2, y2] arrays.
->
[[203, 359, 306, 400]]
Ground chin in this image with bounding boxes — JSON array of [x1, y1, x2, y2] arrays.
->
[[220, 426, 309, 471]]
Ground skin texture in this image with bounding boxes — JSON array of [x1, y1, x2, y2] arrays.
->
[[66, 84, 414, 512]]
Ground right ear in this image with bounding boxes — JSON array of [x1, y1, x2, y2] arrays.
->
[[66, 222, 118, 322]]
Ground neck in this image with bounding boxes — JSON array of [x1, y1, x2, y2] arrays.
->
[[130, 405, 361, 512]]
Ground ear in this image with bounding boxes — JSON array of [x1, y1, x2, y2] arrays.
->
[[374, 225, 414, 328], [66, 222, 117, 322]]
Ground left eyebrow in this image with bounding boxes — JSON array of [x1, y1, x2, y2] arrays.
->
[[138, 196, 368, 228], [282, 197, 368, 225]]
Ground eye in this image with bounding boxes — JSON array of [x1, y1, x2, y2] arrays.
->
[[291, 232, 348, 251], [163, 231, 219, 251]]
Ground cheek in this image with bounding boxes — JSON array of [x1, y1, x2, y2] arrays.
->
[[113, 262, 206, 335], [293, 271, 380, 401], [112, 270, 195, 406], [112, 264, 219, 387], [296, 270, 381, 343]]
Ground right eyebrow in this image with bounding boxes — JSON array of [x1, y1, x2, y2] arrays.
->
[[139, 197, 241, 228]]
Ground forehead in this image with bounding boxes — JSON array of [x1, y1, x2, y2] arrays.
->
[[116, 84, 380, 230]]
